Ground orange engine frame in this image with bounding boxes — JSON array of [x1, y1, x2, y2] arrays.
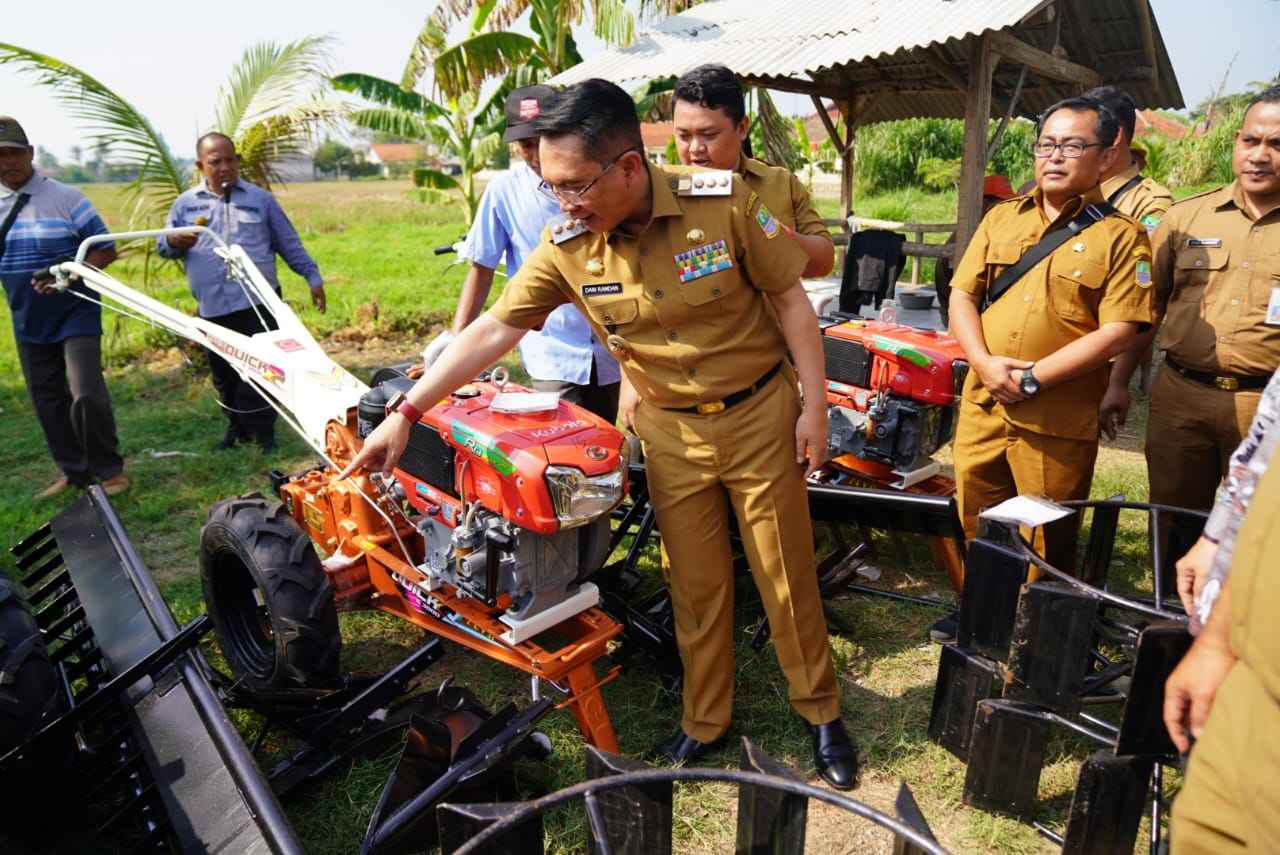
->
[[275, 416, 622, 752]]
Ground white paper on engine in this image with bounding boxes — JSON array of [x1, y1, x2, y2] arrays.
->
[[489, 391, 561, 413]]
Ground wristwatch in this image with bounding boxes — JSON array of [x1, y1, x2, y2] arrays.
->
[[385, 390, 423, 424], [1019, 365, 1041, 398]]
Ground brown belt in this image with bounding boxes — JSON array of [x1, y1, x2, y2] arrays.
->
[[1166, 356, 1270, 391], [664, 362, 783, 415]]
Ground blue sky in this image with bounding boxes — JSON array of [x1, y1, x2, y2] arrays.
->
[[3, 0, 1276, 162]]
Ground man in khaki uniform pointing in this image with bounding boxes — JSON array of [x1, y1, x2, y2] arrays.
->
[[343, 79, 858, 790]]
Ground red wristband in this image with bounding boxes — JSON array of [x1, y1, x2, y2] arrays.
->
[[397, 399, 423, 423], [387, 391, 423, 424]]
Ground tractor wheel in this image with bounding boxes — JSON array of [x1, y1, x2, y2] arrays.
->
[[0, 576, 59, 754], [200, 494, 340, 689]]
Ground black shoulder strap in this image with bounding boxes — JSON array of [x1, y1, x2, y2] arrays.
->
[[1107, 174, 1144, 206], [982, 202, 1116, 313], [0, 192, 31, 263]]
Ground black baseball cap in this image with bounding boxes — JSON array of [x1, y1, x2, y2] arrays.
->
[[0, 116, 31, 150], [503, 85, 556, 143]]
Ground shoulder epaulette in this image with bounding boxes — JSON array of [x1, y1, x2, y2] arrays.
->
[[676, 170, 734, 197], [1170, 185, 1225, 207], [549, 214, 588, 245]]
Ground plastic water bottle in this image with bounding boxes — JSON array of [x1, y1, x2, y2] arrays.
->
[[878, 299, 898, 324]]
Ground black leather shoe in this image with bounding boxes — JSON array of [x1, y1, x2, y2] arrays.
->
[[809, 719, 859, 790], [647, 729, 726, 765], [255, 434, 278, 454], [213, 430, 241, 451]]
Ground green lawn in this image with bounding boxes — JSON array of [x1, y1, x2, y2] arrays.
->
[[1, 180, 1173, 853]]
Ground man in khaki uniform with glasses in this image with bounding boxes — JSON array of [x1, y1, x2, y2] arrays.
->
[[342, 79, 858, 790], [949, 96, 1153, 574], [1106, 89, 1280, 522]]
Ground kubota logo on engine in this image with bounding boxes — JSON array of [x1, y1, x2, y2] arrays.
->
[[205, 333, 286, 384]]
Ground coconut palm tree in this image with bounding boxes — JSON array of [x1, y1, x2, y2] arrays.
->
[[0, 37, 343, 230]]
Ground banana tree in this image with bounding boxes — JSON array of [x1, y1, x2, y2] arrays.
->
[[426, 0, 637, 99], [0, 38, 343, 229], [333, 70, 502, 227]]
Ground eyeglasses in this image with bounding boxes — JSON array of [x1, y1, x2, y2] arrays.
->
[[1031, 141, 1106, 159], [538, 148, 636, 204]]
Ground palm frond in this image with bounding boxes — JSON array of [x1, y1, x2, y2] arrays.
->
[[0, 43, 185, 226], [433, 32, 540, 100], [637, 0, 702, 23], [633, 77, 675, 121], [590, 0, 635, 46], [490, 0, 536, 34], [214, 36, 334, 139], [235, 99, 349, 189], [755, 87, 799, 171], [400, 12, 450, 92], [470, 132, 504, 169], [350, 107, 437, 142], [413, 168, 461, 191], [333, 73, 444, 118]]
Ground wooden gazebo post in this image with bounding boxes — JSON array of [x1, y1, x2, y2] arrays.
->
[[954, 34, 996, 264]]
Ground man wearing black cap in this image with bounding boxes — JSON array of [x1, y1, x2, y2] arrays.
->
[[421, 85, 620, 420], [0, 116, 128, 498]]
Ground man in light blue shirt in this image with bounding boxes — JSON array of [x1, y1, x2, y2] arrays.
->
[[423, 85, 619, 420], [158, 132, 325, 451]]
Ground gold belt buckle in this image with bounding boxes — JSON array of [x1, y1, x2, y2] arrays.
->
[[1214, 376, 1239, 391], [697, 400, 726, 415]]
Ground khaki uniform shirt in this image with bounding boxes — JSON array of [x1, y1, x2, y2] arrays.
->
[[737, 156, 830, 238], [952, 186, 1154, 440], [491, 161, 808, 409], [1229, 455, 1280, 701], [1101, 159, 1173, 234], [1152, 182, 1280, 376]]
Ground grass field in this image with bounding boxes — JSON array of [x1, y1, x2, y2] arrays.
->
[[1, 180, 1172, 853]]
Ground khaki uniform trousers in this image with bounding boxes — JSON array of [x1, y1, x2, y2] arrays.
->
[[633, 368, 841, 742], [953, 400, 1099, 574], [1171, 662, 1280, 853], [1147, 366, 1262, 511]]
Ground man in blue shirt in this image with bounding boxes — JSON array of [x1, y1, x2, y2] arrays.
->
[[0, 116, 128, 499], [422, 85, 620, 420], [158, 132, 325, 451]]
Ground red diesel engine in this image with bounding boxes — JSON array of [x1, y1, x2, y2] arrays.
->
[[821, 319, 969, 477], [356, 369, 627, 631]]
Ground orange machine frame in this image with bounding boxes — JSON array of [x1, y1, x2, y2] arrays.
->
[[276, 418, 622, 752]]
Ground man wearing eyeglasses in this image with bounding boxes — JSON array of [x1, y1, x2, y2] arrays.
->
[[947, 96, 1154, 573], [423, 85, 620, 421], [343, 78, 858, 791]]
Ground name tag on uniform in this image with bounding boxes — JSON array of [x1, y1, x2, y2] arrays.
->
[[674, 240, 733, 283], [1267, 288, 1280, 327], [581, 283, 623, 298], [1186, 238, 1222, 248]]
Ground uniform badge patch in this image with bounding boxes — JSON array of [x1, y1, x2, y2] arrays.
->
[[755, 205, 780, 240], [1135, 260, 1152, 287], [582, 283, 623, 297], [1140, 213, 1162, 233], [674, 239, 733, 283]]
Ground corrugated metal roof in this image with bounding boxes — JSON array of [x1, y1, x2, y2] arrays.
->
[[551, 0, 1048, 86], [549, 0, 1184, 119]]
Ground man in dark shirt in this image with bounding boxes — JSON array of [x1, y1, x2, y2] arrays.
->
[[0, 116, 126, 498]]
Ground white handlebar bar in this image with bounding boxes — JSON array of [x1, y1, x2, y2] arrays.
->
[[67, 225, 227, 266]]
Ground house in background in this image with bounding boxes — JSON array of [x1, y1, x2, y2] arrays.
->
[[641, 121, 674, 163], [367, 143, 426, 178]]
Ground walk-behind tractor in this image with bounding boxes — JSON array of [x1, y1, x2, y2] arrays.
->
[[43, 225, 628, 753]]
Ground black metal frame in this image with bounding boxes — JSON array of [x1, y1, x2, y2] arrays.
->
[[439, 740, 949, 855], [931, 498, 1208, 854]]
